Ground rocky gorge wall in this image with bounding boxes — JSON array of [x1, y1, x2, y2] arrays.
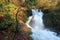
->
[[43, 8, 60, 35]]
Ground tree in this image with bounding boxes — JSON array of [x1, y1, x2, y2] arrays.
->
[[25, 0, 37, 8], [37, 0, 58, 9]]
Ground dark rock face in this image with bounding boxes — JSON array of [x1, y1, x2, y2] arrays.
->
[[43, 9, 60, 35], [26, 9, 32, 17]]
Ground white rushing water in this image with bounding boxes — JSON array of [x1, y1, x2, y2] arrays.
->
[[26, 9, 60, 40]]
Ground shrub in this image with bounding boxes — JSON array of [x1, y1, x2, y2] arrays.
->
[[25, 0, 37, 8]]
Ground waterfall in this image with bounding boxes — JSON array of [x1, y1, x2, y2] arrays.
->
[[26, 9, 60, 40]]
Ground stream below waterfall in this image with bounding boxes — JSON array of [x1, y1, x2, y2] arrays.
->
[[26, 9, 60, 40]]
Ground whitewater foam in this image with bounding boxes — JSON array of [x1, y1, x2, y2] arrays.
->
[[26, 9, 60, 40]]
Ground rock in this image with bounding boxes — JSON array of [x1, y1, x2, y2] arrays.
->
[[43, 9, 60, 34]]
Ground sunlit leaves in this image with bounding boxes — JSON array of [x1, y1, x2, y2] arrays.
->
[[37, 0, 58, 9]]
